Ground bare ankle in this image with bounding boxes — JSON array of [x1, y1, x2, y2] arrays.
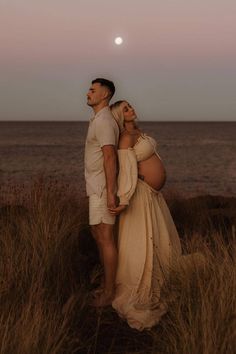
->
[[103, 288, 115, 298], [90, 290, 114, 307]]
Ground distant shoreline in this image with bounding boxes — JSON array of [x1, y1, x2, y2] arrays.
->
[[0, 120, 236, 123]]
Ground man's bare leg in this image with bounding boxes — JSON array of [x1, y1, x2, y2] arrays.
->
[[91, 223, 117, 306], [91, 225, 105, 294], [91, 226, 104, 265]]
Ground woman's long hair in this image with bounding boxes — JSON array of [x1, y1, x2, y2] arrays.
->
[[110, 100, 125, 133]]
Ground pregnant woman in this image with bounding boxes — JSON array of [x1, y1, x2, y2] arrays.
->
[[110, 100, 182, 331]]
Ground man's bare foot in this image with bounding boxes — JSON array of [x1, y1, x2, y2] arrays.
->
[[91, 286, 104, 297], [90, 290, 114, 307], [91, 276, 105, 297]]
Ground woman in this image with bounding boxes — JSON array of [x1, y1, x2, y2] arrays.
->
[[109, 100, 182, 331]]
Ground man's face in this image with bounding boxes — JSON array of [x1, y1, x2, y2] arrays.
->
[[87, 83, 107, 107]]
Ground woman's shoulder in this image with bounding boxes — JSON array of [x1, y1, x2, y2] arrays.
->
[[119, 129, 143, 149], [118, 131, 134, 149], [119, 129, 141, 149]]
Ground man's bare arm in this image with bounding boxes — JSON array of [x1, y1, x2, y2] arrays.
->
[[102, 145, 117, 209]]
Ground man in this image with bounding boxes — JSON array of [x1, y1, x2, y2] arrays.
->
[[84, 78, 119, 306]]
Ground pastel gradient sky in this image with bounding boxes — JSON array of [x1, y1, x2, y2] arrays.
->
[[1, 0, 236, 121]]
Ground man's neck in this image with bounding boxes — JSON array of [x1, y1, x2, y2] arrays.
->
[[93, 102, 109, 115]]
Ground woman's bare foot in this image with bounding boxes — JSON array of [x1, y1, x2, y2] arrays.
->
[[90, 290, 114, 307]]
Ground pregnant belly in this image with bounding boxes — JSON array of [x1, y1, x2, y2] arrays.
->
[[138, 154, 166, 191]]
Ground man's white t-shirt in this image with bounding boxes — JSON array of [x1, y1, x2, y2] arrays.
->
[[84, 106, 119, 197]]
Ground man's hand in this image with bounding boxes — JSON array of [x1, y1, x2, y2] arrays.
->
[[109, 204, 127, 216]]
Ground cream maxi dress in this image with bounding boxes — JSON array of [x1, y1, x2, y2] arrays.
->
[[112, 134, 182, 331]]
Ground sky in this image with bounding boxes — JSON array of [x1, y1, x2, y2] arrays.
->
[[0, 0, 236, 121]]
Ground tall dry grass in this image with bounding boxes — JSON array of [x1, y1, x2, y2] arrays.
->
[[0, 178, 235, 354]]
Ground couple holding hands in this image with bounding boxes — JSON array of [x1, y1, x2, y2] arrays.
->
[[84, 78, 181, 331]]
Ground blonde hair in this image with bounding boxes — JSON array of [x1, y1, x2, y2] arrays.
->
[[110, 100, 126, 132]]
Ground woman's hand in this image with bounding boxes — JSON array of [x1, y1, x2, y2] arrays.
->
[[108, 204, 127, 215]]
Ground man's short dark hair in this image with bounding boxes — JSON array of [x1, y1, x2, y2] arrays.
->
[[92, 78, 115, 99]]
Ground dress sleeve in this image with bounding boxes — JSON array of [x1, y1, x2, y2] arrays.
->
[[117, 148, 138, 205]]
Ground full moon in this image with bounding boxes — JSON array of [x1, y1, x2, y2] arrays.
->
[[114, 37, 123, 45]]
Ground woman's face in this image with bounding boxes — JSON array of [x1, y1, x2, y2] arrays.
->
[[121, 101, 136, 122]]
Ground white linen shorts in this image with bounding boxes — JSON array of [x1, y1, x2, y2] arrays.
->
[[89, 188, 115, 225]]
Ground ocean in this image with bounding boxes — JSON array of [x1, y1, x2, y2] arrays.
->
[[0, 121, 235, 198]]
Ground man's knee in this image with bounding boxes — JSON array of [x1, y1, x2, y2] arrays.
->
[[91, 225, 101, 240], [92, 223, 114, 244]]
